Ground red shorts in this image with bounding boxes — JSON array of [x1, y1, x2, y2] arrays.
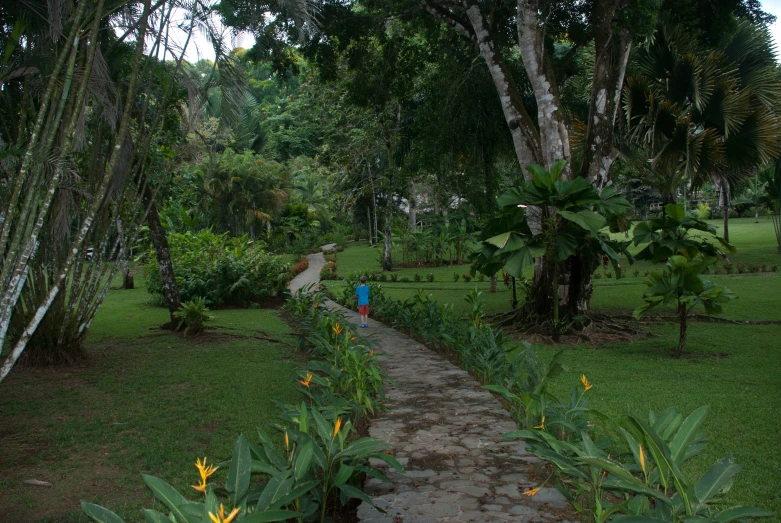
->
[[357, 305, 369, 315]]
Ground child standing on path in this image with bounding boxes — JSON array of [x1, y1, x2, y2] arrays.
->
[[353, 276, 370, 328]]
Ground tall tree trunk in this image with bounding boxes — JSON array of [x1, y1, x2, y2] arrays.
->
[[143, 187, 180, 325], [408, 179, 417, 232], [383, 209, 392, 271], [722, 183, 730, 243], [489, 275, 497, 294], [366, 206, 373, 246]]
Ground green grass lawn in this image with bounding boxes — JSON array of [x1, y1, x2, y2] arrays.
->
[[0, 273, 301, 522], [333, 218, 781, 517]]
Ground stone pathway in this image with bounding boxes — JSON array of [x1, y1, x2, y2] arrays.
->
[[289, 250, 576, 522], [289, 252, 327, 295]]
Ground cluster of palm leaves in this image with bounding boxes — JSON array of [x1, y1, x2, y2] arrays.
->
[[623, 19, 781, 205]]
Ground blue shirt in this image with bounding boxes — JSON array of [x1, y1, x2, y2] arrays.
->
[[355, 285, 370, 306]]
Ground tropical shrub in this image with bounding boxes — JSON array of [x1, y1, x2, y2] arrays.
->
[[413, 273, 422, 282], [696, 202, 711, 219], [173, 297, 214, 335], [145, 231, 290, 307], [320, 261, 338, 281], [506, 399, 773, 523], [635, 257, 735, 357], [632, 204, 736, 356], [427, 273, 435, 282], [83, 412, 400, 523], [292, 257, 310, 276]]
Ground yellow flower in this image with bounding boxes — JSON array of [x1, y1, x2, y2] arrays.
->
[[522, 487, 540, 496], [298, 373, 313, 387], [639, 445, 647, 475], [285, 431, 290, 450], [333, 417, 342, 438], [193, 457, 218, 493], [581, 374, 593, 392], [534, 416, 545, 430], [314, 301, 319, 308], [208, 504, 240, 523], [333, 323, 343, 335]]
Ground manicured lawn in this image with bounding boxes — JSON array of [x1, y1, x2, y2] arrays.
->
[[332, 218, 781, 517], [0, 273, 301, 522]]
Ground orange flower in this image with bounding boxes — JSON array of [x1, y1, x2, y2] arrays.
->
[[192, 457, 218, 493], [333, 417, 342, 438], [522, 487, 540, 497], [208, 504, 240, 523], [298, 373, 313, 387], [534, 416, 545, 430], [639, 445, 647, 475], [285, 431, 290, 450], [333, 323, 343, 335], [581, 375, 593, 392]]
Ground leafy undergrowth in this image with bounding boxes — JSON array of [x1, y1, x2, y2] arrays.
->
[[321, 219, 781, 518], [0, 273, 300, 522]]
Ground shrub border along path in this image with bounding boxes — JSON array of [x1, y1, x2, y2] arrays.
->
[[290, 252, 576, 522]]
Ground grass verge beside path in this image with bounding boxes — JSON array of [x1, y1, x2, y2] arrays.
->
[[0, 273, 300, 523], [534, 322, 781, 518]]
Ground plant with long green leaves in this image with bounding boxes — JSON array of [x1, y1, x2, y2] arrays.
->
[[506, 405, 773, 522], [472, 160, 632, 329]]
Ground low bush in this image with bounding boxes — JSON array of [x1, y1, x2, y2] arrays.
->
[[173, 297, 213, 335], [633, 268, 640, 277], [390, 273, 398, 282], [697, 202, 711, 219], [292, 257, 310, 276], [320, 261, 339, 280], [413, 273, 422, 282], [145, 231, 289, 307], [771, 264, 778, 272], [748, 263, 760, 273], [453, 272, 460, 282], [737, 262, 746, 274], [462, 273, 472, 282], [427, 273, 435, 282]]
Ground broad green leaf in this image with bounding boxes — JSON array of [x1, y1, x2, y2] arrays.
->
[[251, 460, 279, 476], [503, 248, 534, 277], [665, 203, 686, 221], [226, 435, 252, 505], [694, 458, 741, 504], [294, 441, 314, 480], [714, 506, 774, 522], [256, 469, 293, 512], [203, 489, 219, 523], [558, 210, 606, 235], [670, 406, 709, 465], [575, 456, 639, 484], [142, 475, 195, 523], [143, 510, 171, 523], [333, 464, 355, 486], [269, 479, 320, 509], [337, 483, 381, 509], [335, 437, 390, 459], [601, 478, 671, 503], [81, 503, 125, 523]]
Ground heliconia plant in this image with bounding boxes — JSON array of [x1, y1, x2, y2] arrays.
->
[[505, 383, 773, 523]]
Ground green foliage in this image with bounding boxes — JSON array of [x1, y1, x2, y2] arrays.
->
[[633, 204, 735, 263], [173, 297, 214, 335], [320, 261, 338, 281], [474, 161, 632, 278], [697, 202, 711, 220], [507, 402, 773, 523], [145, 231, 290, 307], [633, 204, 736, 356]]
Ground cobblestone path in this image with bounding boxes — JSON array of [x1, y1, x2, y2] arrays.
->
[[289, 255, 576, 522]]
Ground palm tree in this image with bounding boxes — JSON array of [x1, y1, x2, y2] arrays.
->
[[624, 20, 781, 240]]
